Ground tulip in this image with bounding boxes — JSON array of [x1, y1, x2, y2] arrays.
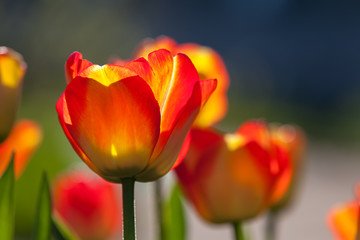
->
[[0, 120, 42, 179], [175, 120, 292, 223], [0, 47, 27, 142], [56, 49, 217, 183], [134, 36, 229, 128], [53, 171, 121, 240], [327, 185, 360, 240]]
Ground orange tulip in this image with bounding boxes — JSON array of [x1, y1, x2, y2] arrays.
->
[[134, 36, 229, 127], [0, 47, 27, 142], [270, 124, 306, 209], [175, 120, 292, 223], [0, 120, 42, 179], [328, 185, 360, 240], [56, 49, 217, 182], [54, 171, 121, 240]]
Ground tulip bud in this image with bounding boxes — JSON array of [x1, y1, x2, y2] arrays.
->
[[0, 47, 26, 142], [54, 171, 121, 240]]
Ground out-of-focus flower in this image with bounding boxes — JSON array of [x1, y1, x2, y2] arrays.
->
[[175, 120, 292, 223], [56, 50, 217, 182], [0, 120, 42, 179], [133, 36, 229, 128], [270, 124, 306, 209], [0, 47, 27, 142], [54, 171, 121, 240], [327, 185, 360, 240]]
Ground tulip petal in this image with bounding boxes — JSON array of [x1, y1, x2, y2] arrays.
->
[[150, 51, 199, 130], [65, 52, 92, 84], [124, 58, 154, 84], [134, 36, 178, 59], [177, 44, 229, 127], [79, 65, 137, 86], [56, 94, 102, 177], [61, 76, 160, 181], [0, 120, 42, 179], [136, 79, 217, 182]]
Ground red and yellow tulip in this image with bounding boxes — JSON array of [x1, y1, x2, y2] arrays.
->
[[327, 185, 360, 240], [175, 120, 292, 223], [0, 47, 27, 142], [133, 36, 229, 127], [54, 171, 121, 240], [56, 49, 217, 182], [0, 120, 42, 179]]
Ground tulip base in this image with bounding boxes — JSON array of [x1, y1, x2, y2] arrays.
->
[[122, 178, 136, 240], [233, 222, 245, 240]]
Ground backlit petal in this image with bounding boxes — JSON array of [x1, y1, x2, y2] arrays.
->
[[65, 52, 92, 84], [79, 65, 137, 86]]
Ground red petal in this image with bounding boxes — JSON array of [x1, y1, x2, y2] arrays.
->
[[136, 80, 203, 181], [65, 52, 93, 84], [56, 94, 102, 177]]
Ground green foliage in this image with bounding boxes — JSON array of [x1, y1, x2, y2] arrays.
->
[[0, 155, 15, 240], [163, 185, 186, 240], [33, 173, 51, 240]]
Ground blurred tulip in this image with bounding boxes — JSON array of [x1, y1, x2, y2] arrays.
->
[[270, 124, 306, 210], [0, 47, 27, 142], [134, 36, 229, 128], [0, 120, 42, 179], [328, 186, 360, 240], [54, 171, 121, 240], [175, 120, 292, 223], [57, 50, 217, 182]]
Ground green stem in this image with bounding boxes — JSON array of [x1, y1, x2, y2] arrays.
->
[[155, 179, 164, 240], [265, 210, 277, 240], [122, 178, 136, 240], [233, 222, 245, 240]]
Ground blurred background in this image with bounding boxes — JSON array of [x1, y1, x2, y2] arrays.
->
[[1, 0, 360, 239]]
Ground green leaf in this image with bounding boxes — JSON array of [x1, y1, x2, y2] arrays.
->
[[0, 154, 15, 240], [33, 173, 51, 240], [163, 184, 186, 240]]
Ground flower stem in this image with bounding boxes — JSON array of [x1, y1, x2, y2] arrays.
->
[[155, 179, 164, 240], [122, 178, 136, 240], [233, 222, 245, 240], [265, 210, 277, 240]]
